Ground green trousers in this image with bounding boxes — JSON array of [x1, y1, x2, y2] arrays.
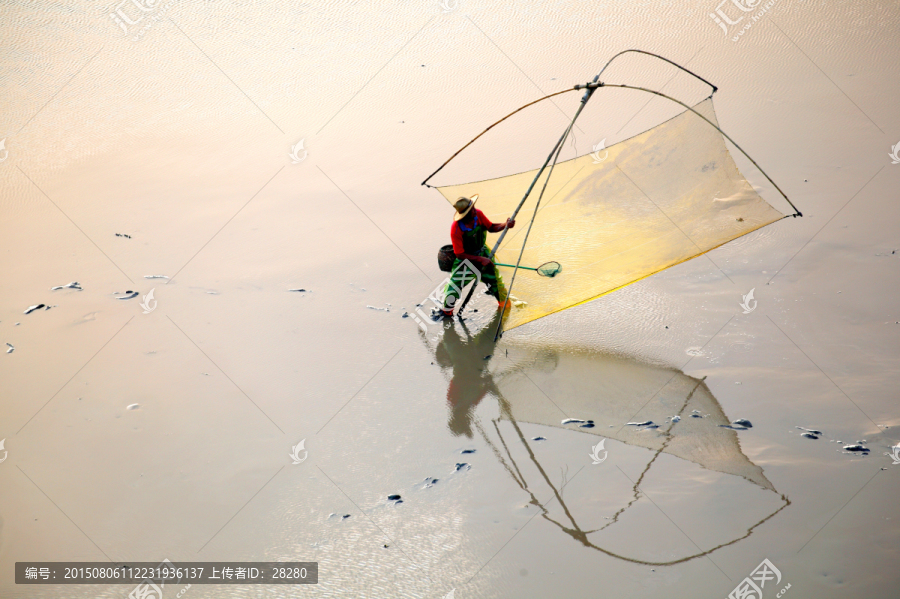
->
[[443, 248, 508, 310]]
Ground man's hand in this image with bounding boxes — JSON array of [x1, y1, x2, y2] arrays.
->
[[506, 218, 516, 229], [459, 254, 493, 269], [475, 256, 493, 269]]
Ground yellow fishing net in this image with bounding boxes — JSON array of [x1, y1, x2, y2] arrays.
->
[[437, 98, 785, 330]]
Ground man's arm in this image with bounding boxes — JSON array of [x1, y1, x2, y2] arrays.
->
[[487, 219, 515, 233], [479, 210, 515, 233]]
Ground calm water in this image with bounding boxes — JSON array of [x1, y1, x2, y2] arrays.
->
[[2, 0, 899, 597]]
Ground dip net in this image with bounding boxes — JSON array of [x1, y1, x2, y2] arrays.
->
[[435, 98, 786, 331]]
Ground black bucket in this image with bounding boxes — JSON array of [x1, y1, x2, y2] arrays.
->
[[438, 245, 456, 272]]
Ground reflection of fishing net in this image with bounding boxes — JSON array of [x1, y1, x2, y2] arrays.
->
[[436, 99, 785, 330], [496, 349, 775, 492], [422, 321, 787, 565]]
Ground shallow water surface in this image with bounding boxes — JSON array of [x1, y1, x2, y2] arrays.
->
[[1, 1, 899, 598]]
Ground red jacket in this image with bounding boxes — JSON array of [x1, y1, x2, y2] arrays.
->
[[450, 209, 494, 255]]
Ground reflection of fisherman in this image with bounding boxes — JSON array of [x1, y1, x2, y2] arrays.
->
[[440, 194, 515, 318], [434, 313, 502, 437]]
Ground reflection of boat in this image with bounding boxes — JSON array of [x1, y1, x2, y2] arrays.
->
[[422, 315, 790, 566]]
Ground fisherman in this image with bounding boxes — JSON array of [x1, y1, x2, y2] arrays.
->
[[440, 194, 515, 317]]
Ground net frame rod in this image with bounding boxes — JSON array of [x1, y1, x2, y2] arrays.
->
[[455, 81, 600, 319], [454, 122, 566, 317], [493, 102, 584, 340], [488, 85, 597, 258]]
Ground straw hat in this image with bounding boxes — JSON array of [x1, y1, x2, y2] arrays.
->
[[453, 194, 479, 221]]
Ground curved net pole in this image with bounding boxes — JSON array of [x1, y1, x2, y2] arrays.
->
[[574, 82, 802, 217], [593, 49, 718, 95], [421, 88, 578, 188], [422, 50, 716, 188]]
